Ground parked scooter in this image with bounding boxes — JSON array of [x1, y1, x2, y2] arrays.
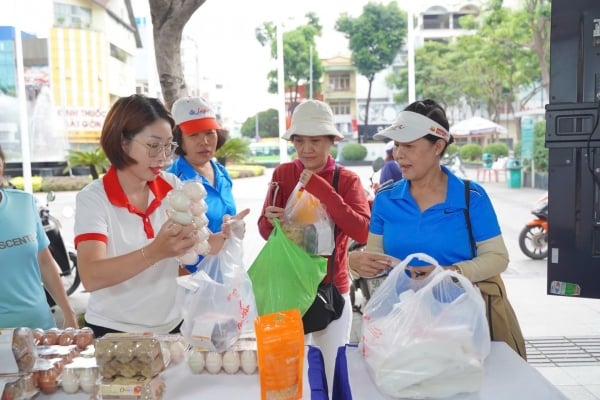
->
[[40, 192, 80, 307], [518, 192, 548, 260]]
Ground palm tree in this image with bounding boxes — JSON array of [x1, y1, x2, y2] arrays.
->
[[65, 147, 109, 180], [215, 138, 250, 166]]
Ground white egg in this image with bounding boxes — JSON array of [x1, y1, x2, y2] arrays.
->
[[197, 226, 211, 241], [190, 201, 207, 216], [179, 251, 199, 265], [188, 350, 205, 374], [183, 181, 207, 201], [192, 214, 209, 228], [240, 350, 257, 374], [222, 351, 241, 374], [168, 210, 194, 225], [170, 341, 186, 364], [168, 190, 192, 211], [195, 241, 211, 256], [205, 352, 223, 374]]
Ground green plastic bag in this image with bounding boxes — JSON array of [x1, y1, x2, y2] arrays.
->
[[248, 218, 327, 316]]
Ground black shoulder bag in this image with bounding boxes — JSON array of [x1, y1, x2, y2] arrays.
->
[[302, 165, 346, 334]]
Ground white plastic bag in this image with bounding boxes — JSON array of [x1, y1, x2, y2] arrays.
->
[[178, 230, 257, 352], [281, 182, 334, 255], [360, 253, 491, 399]]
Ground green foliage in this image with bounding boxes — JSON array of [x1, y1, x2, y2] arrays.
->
[[459, 143, 483, 162], [483, 142, 510, 159], [445, 143, 459, 157], [241, 109, 279, 138], [336, 1, 407, 126], [341, 143, 368, 161], [8, 176, 43, 192], [330, 146, 338, 160], [215, 138, 251, 166], [65, 147, 109, 180]]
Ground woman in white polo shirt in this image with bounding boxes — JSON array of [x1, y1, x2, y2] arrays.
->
[[73, 94, 243, 337]]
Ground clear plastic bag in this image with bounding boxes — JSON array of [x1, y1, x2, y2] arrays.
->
[[360, 253, 491, 399], [281, 182, 334, 255], [178, 231, 257, 352]]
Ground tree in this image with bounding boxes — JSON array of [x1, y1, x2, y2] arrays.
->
[[240, 109, 280, 139], [336, 2, 407, 137], [215, 138, 251, 166], [256, 13, 323, 115], [148, 0, 206, 109]]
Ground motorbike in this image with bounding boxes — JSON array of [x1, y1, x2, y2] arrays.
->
[[442, 153, 467, 178], [40, 192, 80, 307], [518, 192, 548, 260]]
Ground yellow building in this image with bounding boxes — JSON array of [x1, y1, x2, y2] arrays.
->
[[321, 56, 358, 139]]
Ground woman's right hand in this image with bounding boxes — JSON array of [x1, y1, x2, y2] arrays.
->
[[264, 206, 285, 226], [150, 221, 199, 260], [349, 250, 394, 278]]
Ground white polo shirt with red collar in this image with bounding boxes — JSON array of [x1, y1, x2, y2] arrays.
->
[[74, 167, 183, 333]]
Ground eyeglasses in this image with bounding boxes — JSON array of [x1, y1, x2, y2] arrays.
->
[[132, 139, 178, 158]]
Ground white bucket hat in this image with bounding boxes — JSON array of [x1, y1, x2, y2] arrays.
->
[[374, 111, 450, 143], [282, 100, 344, 141], [172, 96, 222, 135]]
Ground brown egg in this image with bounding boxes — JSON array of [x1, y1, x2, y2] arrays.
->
[[37, 368, 58, 394], [75, 328, 94, 350], [32, 328, 45, 345], [41, 328, 60, 345], [58, 331, 74, 346]]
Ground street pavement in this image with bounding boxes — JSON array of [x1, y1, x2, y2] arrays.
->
[[44, 165, 600, 399]]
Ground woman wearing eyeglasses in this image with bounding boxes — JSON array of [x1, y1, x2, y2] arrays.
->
[[73, 94, 246, 337], [166, 97, 240, 273]]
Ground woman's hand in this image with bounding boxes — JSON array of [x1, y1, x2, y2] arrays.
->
[[264, 206, 285, 226], [349, 250, 394, 278], [222, 208, 251, 239], [150, 221, 199, 260], [405, 265, 437, 280]]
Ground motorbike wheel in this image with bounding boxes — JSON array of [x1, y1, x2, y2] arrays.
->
[[518, 224, 548, 260], [46, 251, 80, 307]]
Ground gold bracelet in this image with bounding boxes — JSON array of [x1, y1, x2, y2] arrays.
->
[[140, 246, 153, 267]]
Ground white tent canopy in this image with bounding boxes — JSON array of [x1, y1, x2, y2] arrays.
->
[[450, 116, 507, 136]]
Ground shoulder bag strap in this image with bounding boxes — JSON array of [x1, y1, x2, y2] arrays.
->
[[325, 165, 340, 281], [463, 179, 477, 258]]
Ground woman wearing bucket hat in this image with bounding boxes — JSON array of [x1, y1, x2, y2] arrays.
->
[[258, 99, 371, 387], [167, 96, 246, 273], [352, 99, 525, 358]]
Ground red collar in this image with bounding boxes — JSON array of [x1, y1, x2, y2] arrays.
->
[[102, 166, 173, 238], [292, 155, 336, 174]]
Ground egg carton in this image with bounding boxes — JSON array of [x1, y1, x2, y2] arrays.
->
[[187, 348, 258, 375]]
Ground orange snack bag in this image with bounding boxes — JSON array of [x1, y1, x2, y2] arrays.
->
[[255, 309, 305, 400]]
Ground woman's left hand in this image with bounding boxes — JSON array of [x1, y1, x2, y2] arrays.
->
[[221, 208, 251, 239]]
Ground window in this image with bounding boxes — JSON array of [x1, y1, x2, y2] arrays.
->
[[328, 73, 350, 91], [329, 101, 351, 115], [54, 3, 92, 28], [422, 7, 450, 30]]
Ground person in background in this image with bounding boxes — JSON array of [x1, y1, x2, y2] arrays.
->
[[378, 140, 403, 186], [167, 96, 239, 273], [0, 145, 15, 188], [0, 144, 78, 330], [350, 99, 524, 357], [258, 100, 370, 389], [74, 94, 247, 337]]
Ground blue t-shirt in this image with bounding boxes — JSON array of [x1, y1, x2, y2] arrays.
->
[[166, 157, 237, 272], [0, 189, 55, 329], [370, 166, 501, 267]]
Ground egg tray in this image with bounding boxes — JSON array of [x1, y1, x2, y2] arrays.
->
[[187, 348, 258, 375], [95, 334, 169, 379], [0, 327, 37, 374], [99, 375, 165, 400], [0, 373, 38, 400]]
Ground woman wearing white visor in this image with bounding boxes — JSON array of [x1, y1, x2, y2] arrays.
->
[[351, 99, 526, 359]]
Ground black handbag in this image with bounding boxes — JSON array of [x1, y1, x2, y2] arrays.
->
[[302, 165, 346, 334]]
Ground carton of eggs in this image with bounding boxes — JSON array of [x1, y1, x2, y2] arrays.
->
[[166, 181, 211, 263], [186, 349, 257, 375]]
